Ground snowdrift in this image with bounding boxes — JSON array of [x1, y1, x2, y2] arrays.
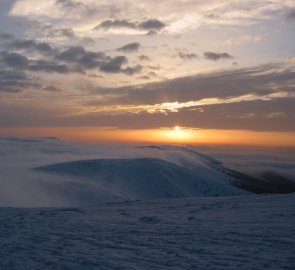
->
[[34, 147, 248, 205]]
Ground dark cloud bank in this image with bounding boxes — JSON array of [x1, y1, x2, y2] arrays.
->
[[0, 44, 141, 76], [0, 34, 144, 92]]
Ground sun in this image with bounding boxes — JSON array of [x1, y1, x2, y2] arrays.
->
[[158, 126, 193, 142]]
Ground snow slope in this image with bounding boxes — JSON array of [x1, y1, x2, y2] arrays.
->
[[1, 193, 295, 270], [34, 155, 247, 205], [1, 138, 295, 207]]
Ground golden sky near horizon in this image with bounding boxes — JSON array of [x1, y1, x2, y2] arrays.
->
[[1, 127, 295, 147]]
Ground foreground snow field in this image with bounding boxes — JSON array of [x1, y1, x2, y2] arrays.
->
[[1, 194, 295, 270]]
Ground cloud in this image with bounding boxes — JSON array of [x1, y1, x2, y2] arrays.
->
[[146, 30, 158, 36], [7, 39, 53, 54], [95, 19, 137, 30], [95, 19, 166, 33], [123, 65, 142, 75], [99, 56, 128, 73], [0, 49, 78, 74], [138, 55, 150, 61], [56, 46, 87, 62], [197, 145, 295, 185], [74, 92, 294, 118], [94, 64, 294, 106], [266, 112, 286, 118], [64, 97, 295, 131], [56, 46, 105, 69], [205, 13, 221, 20], [42, 85, 61, 91], [0, 41, 141, 75], [55, 46, 140, 74], [0, 137, 100, 207], [0, 64, 294, 131], [286, 9, 295, 22], [178, 52, 198, 60], [10, 1, 295, 34], [0, 52, 29, 69], [55, 0, 83, 11], [225, 35, 262, 45], [29, 60, 70, 73], [22, 20, 94, 45], [203, 51, 234, 61], [0, 70, 39, 93], [47, 27, 76, 38], [138, 75, 151, 80], [117, 42, 141, 53], [138, 19, 166, 30], [0, 32, 15, 41]]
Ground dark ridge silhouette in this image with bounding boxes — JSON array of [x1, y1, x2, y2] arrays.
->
[[225, 168, 295, 194]]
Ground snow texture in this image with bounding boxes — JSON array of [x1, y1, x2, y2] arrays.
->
[[1, 194, 295, 269]]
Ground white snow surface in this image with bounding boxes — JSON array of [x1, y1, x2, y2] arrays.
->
[[1, 194, 295, 269]]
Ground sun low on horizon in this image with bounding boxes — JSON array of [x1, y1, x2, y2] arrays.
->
[[0, 0, 294, 147], [1, 126, 295, 147]]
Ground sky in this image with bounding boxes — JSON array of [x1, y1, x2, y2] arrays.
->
[[0, 0, 294, 145]]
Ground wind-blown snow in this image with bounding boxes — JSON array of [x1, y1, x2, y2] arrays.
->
[[0, 137, 249, 207], [35, 157, 245, 204], [1, 194, 295, 269], [195, 145, 295, 183], [1, 137, 294, 207]]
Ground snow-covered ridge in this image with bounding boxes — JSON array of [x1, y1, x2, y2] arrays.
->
[[0, 137, 294, 207], [34, 157, 246, 203]]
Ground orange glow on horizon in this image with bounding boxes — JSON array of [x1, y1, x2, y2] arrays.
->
[[0, 127, 295, 147]]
